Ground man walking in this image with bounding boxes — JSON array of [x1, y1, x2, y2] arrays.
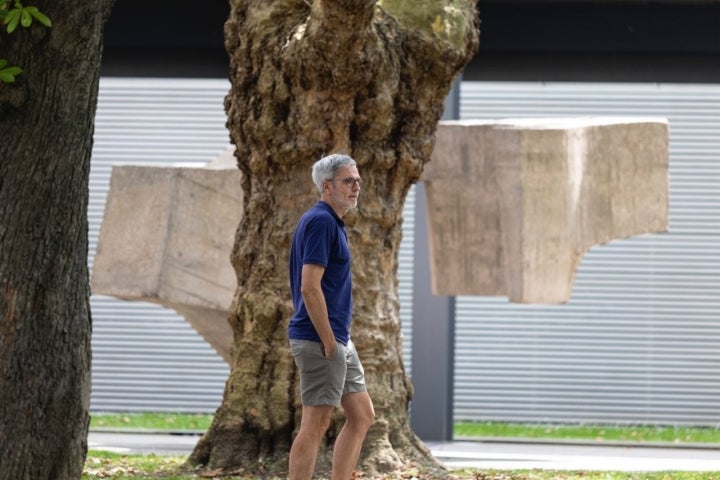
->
[[288, 154, 375, 480]]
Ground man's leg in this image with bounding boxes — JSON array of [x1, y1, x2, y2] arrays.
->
[[289, 404, 334, 480], [331, 391, 375, 480]]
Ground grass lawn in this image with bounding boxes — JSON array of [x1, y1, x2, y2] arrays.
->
[[85, 414, 720, 479], [82, 451, 720, 480]]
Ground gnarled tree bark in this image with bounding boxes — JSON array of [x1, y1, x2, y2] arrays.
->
[[189, 0, 479, 476], [0, 1, 113, 479]]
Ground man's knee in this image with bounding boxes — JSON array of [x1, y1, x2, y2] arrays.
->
[[300, 405, 333, 435], [358, 404, 375, 429], [343, 393, 375, 430]]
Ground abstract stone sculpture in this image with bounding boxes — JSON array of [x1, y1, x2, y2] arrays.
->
[[422, 117, 669, 303], [91, 156, 241, 363], [92, 118, 669, 364]]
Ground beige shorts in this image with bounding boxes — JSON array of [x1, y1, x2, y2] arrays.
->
[[289, 339, 366, 407]]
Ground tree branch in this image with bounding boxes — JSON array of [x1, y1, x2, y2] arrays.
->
[[284, 0, 379, 94]]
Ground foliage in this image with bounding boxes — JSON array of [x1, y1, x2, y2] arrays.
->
[[1, 0, 51, 33], [0, 0, 51, 83], [0, 58, 21, 82]]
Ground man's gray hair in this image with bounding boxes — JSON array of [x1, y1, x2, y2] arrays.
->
[[311, 153, 356, 194]]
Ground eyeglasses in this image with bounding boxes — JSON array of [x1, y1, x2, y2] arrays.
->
[[329, 177, 364, 188]]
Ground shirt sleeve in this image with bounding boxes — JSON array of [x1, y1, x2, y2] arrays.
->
[[302, 215, 335, 267]]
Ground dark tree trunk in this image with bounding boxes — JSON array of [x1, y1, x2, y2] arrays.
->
[[0, 1, 113, 479], [190, 0, 479, 477]]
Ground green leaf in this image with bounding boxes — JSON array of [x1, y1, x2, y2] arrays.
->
[[5, 8, 20, 33], [19, 8, 30, 27], [25, 6, 50, 27], [0, 59, 7, 69], [0, 66, 22, 83]]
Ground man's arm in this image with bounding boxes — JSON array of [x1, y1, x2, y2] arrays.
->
[[300, 263, 336, 358]]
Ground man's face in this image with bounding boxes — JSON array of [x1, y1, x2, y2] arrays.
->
[[324, 165, 361, 216]]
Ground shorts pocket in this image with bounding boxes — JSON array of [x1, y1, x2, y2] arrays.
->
[[290, 339, 327, 373]]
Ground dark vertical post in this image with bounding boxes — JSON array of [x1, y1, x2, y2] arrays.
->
[[409, 78, 460, 441]]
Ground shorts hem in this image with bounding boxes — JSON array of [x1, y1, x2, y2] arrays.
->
[[342, 385, 367, 396], [302, 398, 341, 408]]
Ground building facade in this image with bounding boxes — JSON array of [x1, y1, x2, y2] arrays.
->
[[90, 1, 720, 426]]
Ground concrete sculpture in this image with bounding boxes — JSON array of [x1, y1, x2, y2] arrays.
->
[[91, 118, 669, 363], [422, 117, 669, 303], [91, 150, 241, 363]]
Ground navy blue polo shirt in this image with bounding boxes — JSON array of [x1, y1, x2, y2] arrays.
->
[[288, 201, 353, 345]]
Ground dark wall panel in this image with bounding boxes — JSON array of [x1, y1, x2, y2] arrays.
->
[[478, 2, 720, 53], [101, 0, 720, 81]]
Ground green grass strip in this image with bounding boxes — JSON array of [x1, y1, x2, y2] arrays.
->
[[90, 412, 213, 432], [455, 421, 720, 444], [90, 413, 720, 445], [89, 413, 720, 446]]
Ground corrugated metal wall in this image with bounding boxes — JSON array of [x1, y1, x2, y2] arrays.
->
[[89, 78, 232, 412], [399, 187, 415, 378], [454, 82, 720, 425], [91, 79, 720, 425], [89, 77, 416, 412]]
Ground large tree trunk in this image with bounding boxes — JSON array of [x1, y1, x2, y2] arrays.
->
[[190, 0, 478, 476], [0, 1, 113, 479]]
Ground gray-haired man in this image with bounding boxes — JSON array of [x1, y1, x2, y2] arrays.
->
[[288, 154, 375, 480]]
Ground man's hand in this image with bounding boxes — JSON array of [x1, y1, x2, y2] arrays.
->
[[322, 340, 336, 359]]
